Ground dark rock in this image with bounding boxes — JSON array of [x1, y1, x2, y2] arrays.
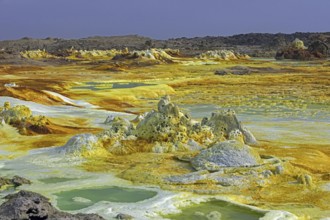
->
[[11, 175, 32, 187], [0, 177, 12, 188], [275, 48, 312, 60], [215, 66, 252, 75], [116, 213, 134, 219], [0, 190, 105, 220], [308, 40, 329, 58], [274, 165, 285, 175]]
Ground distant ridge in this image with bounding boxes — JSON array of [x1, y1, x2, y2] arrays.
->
[[0, 32, 329, 57]]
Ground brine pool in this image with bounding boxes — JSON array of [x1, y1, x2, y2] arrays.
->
[[0, 147, 267, 220]]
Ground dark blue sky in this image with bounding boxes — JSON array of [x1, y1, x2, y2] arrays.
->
[[0, 0, 329, 40]]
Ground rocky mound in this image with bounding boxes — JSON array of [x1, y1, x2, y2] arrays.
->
[[57, 133, 102, 155], [0, 101, 52, 135], [0, 101, 85, 135], [0, 190, 105, 220], [275, 38, 328, 60]]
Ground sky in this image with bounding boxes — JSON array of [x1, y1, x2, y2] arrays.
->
[[0, 0, 330, 40]]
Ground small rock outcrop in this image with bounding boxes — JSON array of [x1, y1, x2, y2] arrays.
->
[[297, 174, 313, 186], [0, 176, 31, 189], [191, 140, 262, 171], [0, 190, 105, 220], [115, 213, 134, 220]]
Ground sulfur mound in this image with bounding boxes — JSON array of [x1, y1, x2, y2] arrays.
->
[[112, 48, 176, 63], [0, 102, 50, 135], [59, 96, 257, 155], [134, 95, 191, 142], [58, 133, 102, 155], [202, 109, 257, 145], [198, 50, 250, 60], [191, 140, 262, 171]]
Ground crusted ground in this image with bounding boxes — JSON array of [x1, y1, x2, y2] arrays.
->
[[0, 55, 329, 219]]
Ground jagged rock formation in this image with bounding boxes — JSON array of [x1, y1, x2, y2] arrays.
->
[[134, 95, 192, 142], [201, 110, 257, 145], [60, 96, 256, 155], [0, 190, 105, 220]]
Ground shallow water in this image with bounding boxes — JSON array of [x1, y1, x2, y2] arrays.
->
[[55, 186, 157, 211], [39, 177, 78, 184], [0, 96, 132, 129], [73, 82, 154, 91], [165, 200, 264, 220]]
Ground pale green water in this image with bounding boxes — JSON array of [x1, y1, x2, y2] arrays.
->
[[39, 177, 78, 184], [55, 186, 157, 211], [165, 200, 264, 220]]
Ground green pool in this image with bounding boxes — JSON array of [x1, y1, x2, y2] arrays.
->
[[165, 200, 265, 220], [54, 186, 157, 211]]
